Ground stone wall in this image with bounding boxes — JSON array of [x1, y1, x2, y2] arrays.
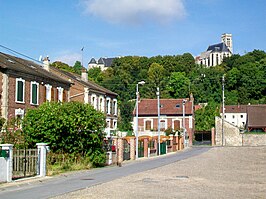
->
[[215, 117, 266, 146]]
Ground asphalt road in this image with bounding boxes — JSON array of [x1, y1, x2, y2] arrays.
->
[[0, 147, 209, 199]]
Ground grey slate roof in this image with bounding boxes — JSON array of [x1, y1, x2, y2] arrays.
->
[[0, 52, 70, 85], [89, 58, 97, 64], [207, 42, 231, 53], [98, 57, 114, 67]]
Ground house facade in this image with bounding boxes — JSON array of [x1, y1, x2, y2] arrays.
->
[[195, 33, 233, 67], [50, 66, 118, 137], [133, 96, 195, 145], [0, 52, 71, 121], [88, 57, 115, 71], [221, 105, 248, 129]]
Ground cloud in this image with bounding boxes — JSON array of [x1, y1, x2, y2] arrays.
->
[[54, 52, 81, 66], [81, 0, 186, 25]]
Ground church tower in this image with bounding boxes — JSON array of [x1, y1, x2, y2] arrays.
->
[[221, 33, 233, 53]]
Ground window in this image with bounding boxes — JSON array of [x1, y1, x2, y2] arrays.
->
[[113, 99, 117, 115], [16, 78, 25, 103], [160, 120, 166, 131], [113, 120, 117, 129], [232, 115, 235, 119], [240, 115, 243, 118], [57, 87, 64, 102], [145, 120, 152, 130], [106, 98, 111, 114], [45, 84, 52, 102], [174, 120, 180, 130], [30, 81, 39, 105]]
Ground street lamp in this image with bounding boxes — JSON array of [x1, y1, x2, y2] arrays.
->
[[135, 81, 145, 159], [182, 99, 187, 148], [156, 87, 160, 156]]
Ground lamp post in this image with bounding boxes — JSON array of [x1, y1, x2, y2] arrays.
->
[[222, 75, 225, 146], [182, 99, 187, 148], [156, 87, 160, 156], [135, 81, 145, 159]]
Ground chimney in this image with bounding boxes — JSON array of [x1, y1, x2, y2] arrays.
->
[[81, 68, 88, 82], [43, 56, 50, 71]]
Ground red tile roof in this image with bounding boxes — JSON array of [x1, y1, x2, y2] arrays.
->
[[221, 105, 248, 113], [247, 105, 266, 128], [134, 98, 193, 116]]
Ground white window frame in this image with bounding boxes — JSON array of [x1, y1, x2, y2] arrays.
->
[[91, 94, 97, 110], [57, 87, 64, 102], [106, 118, 111, 128], [45, 84, 52, 102], [172, 119, 181, 130], [99, 96, 105, 112], [113, 119, 117, 129], [15, 78, 25, 103], [30, 81, 39, 105], [144, 119, 153, 131], [113, 99, 117, 115], [106, 97, 111, 114]]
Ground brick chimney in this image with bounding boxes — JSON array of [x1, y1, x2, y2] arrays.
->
[[43, 56, 50, 71], [81, 68, 88, 82]]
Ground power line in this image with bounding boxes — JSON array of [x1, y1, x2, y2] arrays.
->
[[0, 44, 43, 64]]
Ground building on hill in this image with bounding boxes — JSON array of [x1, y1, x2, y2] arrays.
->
[[0, 52, 71, 121], [49, 64, 118, 138], [195, 33, 233, 67], [88, 57, 115, 71]]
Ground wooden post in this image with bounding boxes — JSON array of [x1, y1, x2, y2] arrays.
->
[[144, 138, 148, 157], [211, 127, 216, 146]]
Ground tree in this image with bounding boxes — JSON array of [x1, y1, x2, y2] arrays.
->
[[195, 102, 220, 131], [166, 72, 190, 98], [22, 102, 106, 166], [73, 61, 83, 75]]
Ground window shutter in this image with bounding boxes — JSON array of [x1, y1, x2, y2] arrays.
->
[[32, 84, 37, 104], [17, 81, 24, 102], [51, 87, 55, 101], [174, 120, 180, 130], [146, 121, 151, 130]]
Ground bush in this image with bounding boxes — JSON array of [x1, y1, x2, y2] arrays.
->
[[22, 101, 106, 166]]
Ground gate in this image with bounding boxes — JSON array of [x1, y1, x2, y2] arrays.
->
[[160, 142, 167, 155], [138, 140, 144, 158], [12, 149, 39, 180], [123, 140, 130, 161]]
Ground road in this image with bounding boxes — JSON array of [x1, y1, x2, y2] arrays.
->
[[0, 147, 209, 199]]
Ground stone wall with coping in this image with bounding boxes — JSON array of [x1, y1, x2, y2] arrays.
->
[[215, 117, 266, 146]]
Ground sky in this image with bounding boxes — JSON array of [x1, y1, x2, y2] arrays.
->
[[0, 0, 265, 66]]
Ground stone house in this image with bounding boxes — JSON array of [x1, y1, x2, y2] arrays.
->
[[49, 65, 118, 138], [195, 33, 233, 67], [0, 52, 71, 121], [133, 96, 194, 145]]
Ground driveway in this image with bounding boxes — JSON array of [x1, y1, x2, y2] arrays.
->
[[53, 146, 266, 199]]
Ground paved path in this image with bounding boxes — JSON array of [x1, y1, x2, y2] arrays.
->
[[54, 146, 266, 199], [0, 147, 209, 199]]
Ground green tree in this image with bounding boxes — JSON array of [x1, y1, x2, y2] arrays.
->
[[195, 102, 220, 131], [166, 72, 190, 98], [22, 102, 106, 166], [73, 61, 83, 75]]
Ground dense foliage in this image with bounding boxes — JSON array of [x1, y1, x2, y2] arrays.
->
[[22, 102, 106, 166]]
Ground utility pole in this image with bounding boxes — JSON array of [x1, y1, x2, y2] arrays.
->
[[222, 75, 225, 146], [81, 47, 84, 67], [156, 87, 160, 156], [182, 99, 187, 147]]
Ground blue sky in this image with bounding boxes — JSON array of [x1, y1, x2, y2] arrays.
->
[[0, 0, 265, 66]]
